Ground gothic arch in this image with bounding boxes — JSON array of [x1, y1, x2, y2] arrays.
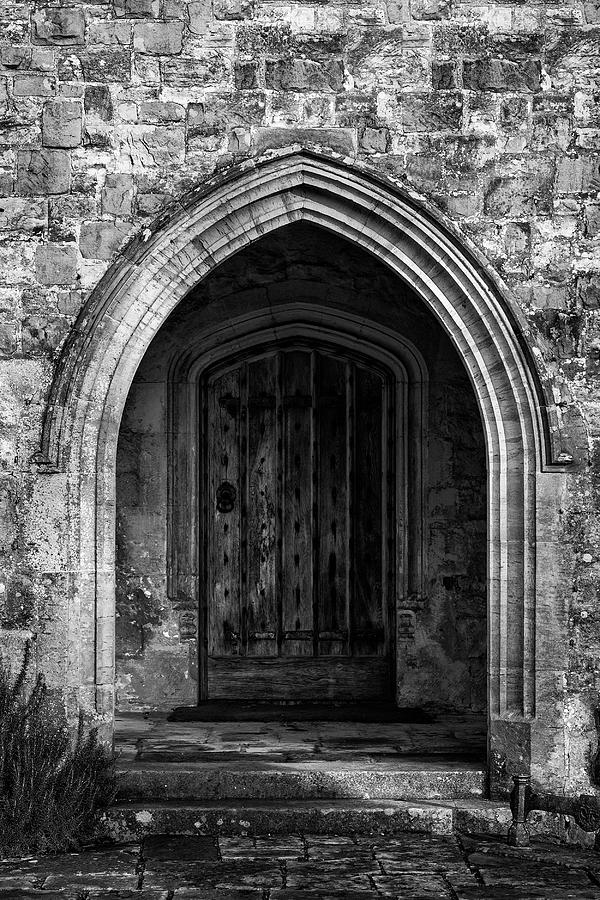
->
[[38, 149, 570, 789]]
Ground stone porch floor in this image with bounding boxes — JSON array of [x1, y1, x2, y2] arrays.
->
[[2, 832, 600, 898], [114, 711, 487, 802]]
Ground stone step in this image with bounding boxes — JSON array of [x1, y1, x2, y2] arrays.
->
[[103, 798, 510, 842], [116, 764, 486, 802]]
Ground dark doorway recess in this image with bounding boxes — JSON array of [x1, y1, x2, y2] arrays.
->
[[115, 223, 487, 718], [200, 344, 397, 702]]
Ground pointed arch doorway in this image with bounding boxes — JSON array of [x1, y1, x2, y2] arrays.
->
[[39, 151, 571, 794]]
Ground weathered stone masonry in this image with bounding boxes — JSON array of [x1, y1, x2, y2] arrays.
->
[[0, 0, 599, 800]]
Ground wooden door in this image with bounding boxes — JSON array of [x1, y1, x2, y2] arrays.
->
[[201, 345, 396, 701]]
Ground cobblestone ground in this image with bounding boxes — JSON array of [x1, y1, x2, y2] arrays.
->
[[2, 832, 600, 899]]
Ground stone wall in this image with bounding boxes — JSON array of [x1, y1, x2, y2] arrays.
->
[[0, 0, 597, 793]]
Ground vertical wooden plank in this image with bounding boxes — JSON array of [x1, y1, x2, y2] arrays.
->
[[317, 353, 348, 656], [352, 364, 385, 656], [207, 369, 241, 657], [281, 350, 314, 656], [246, 355, 278, 656]]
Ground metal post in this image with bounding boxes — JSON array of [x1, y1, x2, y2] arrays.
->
[[507, 774, 531, 848]]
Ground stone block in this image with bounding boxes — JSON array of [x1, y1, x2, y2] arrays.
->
[[35, 243, 78, 285], [214, 0, 254, 18], [335, 91, 378, 127], [0, 243, 36, 286], [162, 54, 231, 89], [13, 75, 55, 96], [22, 314, 69, 355], [577, 274, 600, 309], [585, 203, 600, 236], [491, 32, 545, 59], [253, 127, 356, 156], [16, 149, 70, 196], [462, 58, 541, 92], [187, 0, 212, 35], [32, 8, 85, 46], [133, 22, 183, 55], [555, 155, 600, 194], [102, 174, 134, 217], [387, 0, 409, 22], [84, 85, 113, 123], [58, 51, 132, 84], [49, 196, 97, 242], [411, 0, 451, 19], [347, 6, 386, 26], [484, 175, 550, 217], [42, 100, 82, 148], [0, 198, 47, 234], [235, 61, 260, 90], [137, 192, 171, 217], [402, 93, 462, 132], [118, 124, 185, 166], [114, 0, 161, 17], [0, 46, 54, 72], [88, 21, 132, 46], [79, 221, 132, 260], [432, 60, 457, 89], [265, 58, 344, 92], [585, 0, 600, 21], [360, 126, 390, 153], [302, 95, 334, 127], [139, 101, 185, 123], [433, 21, 488, 55], [188, 94, 265, 135]]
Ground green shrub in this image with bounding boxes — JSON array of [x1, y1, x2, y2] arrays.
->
[[0, 641, 116, 856]]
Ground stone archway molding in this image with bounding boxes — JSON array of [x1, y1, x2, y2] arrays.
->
[[37, 149, 571, 794]]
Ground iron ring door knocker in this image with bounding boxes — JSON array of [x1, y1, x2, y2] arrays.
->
[[216, 481, 237, 513]]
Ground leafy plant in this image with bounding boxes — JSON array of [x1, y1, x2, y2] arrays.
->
[[0, 641, 116, 856]]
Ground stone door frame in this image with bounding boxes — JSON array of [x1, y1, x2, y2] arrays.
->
[[37, 149, 571, 794], [167, 307, 428, 704]]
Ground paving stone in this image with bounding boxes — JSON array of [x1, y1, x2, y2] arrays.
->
[[477, 864, 597, 892], [0, 892, 72, 899], [372, 873, 452, 896], [142, 859, 283, 890], [143, 833, 219, 860], [285, 870, 374, 891], [173, 891, 262, 898], [86, 894, 169, 899], [219, 835, 305, 859], [270, 894, 375, 899]]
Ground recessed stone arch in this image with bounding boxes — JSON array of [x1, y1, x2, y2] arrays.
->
[[38, 149, 571, 794]]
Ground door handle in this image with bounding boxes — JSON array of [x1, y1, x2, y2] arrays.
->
[[216, 481, 236, 513]]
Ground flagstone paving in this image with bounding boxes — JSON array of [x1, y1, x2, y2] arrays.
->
[[2, 832, 600, 898]]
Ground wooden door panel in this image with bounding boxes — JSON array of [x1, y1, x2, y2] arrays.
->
[[202, 345, 396, 701], [317, 355, 348, 656], [207, 370, 241, 657], [246, 357, 278, 656], [208, 656, 390, 701], [281, 351, 314, 657]]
